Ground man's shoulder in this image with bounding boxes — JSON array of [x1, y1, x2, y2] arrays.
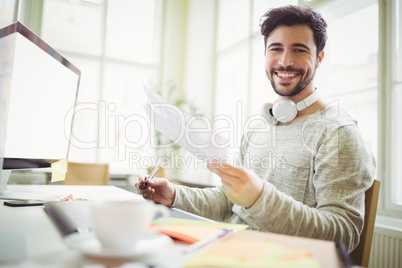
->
[[300, 104, 361, 142], [308, 103, 357, 128], [323, 103, 356, 123]]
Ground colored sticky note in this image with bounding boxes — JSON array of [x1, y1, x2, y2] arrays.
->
[[51, 158, 68, 182], [153, 217, 248, 243], [164, 217, 248, 231], [158, 224, 225, 243]]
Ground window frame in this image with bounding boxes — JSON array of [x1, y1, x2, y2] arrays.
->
[[378, 0, 402, 217]]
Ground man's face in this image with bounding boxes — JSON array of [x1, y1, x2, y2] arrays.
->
[[265, 24, 324, 97]]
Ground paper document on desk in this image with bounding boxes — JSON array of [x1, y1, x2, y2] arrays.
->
[[186, 230, 320, 268], [144, 85, 229, 162]]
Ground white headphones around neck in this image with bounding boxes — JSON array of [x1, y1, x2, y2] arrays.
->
[[262, 90, 319, 124]]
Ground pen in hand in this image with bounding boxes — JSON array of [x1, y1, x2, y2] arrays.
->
[[139, 167, 159, 190]]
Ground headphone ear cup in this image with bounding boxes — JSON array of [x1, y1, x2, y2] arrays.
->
[[272, 99, 297, 123], [261, 103, 278, 125]]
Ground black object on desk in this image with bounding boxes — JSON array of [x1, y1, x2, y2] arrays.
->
[[44, 201, 92, 236], [4, 200, 44, 207]]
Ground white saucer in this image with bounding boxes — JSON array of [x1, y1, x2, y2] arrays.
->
[[64, 232, 173, 258]]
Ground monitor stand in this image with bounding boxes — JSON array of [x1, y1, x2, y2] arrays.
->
[[0, 170, 61, 201]]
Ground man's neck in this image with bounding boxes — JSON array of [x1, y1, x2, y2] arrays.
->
[[276, 86, 325, 126]]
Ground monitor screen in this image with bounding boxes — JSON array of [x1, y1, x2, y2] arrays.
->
[[0, 21, 80, 200]]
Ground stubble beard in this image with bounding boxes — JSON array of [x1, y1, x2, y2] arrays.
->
[[266, 66, 317, 97]]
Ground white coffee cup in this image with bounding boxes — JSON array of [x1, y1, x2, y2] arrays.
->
[[90, 200, 170, 251]]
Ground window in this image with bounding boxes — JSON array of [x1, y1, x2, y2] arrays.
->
[[314, 0, 378, 158], [388, 0, 402, 212], [39, 0, 163, 173], [313, 0, 401, 217], [0, 0, 16, 27], [42, 0, 104, 55]]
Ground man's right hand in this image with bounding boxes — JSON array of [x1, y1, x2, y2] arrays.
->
[[134, 177, 175, 207]]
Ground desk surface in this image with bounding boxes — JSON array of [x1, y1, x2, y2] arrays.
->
[[1, 185, 342, 268]]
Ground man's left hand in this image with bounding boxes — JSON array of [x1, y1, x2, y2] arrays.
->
[[207, 161, 264, 208]]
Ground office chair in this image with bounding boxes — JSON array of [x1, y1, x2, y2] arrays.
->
[[62, 162, 109, 185], [350, 179, 380, 267]]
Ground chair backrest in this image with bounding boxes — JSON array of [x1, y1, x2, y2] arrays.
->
[[62, 162, 109, 185], [350, 179, 380, 267]]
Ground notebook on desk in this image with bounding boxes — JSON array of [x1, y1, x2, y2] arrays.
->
[[44, 200, 213, 237]]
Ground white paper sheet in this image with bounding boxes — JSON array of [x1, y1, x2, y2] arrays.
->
[[144, 85, 228, 162]]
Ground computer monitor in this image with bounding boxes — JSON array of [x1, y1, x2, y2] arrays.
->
[[0, 21, 80, 200]]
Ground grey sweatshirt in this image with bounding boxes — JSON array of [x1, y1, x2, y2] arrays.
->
[[171, 105, 376, 252]]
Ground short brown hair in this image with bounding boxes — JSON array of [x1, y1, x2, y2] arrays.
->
[[260, 5, 328, 56]]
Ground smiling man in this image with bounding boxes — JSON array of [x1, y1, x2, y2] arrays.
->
[[135, 5, 376, 253], [266, 25, 320, 95]]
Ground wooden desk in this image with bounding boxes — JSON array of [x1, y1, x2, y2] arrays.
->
[[0, 185, 342, 267]]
